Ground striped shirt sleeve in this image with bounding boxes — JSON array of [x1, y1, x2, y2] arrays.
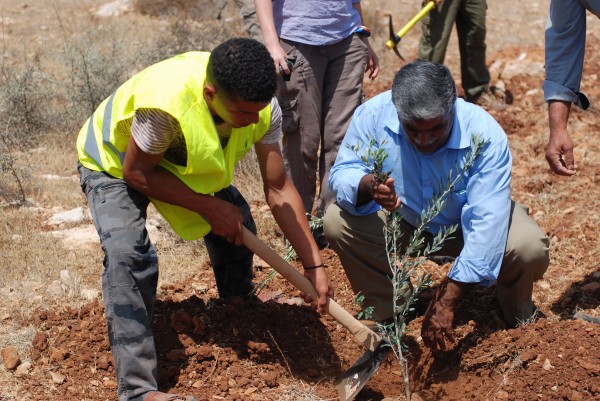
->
[[130, 97, 281, 154], [130, 108, 179, 155], [258, 97, 282, 144]]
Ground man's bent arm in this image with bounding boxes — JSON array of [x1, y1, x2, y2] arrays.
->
[[122, 136, 246, 244], [254, 142, 331, 312]]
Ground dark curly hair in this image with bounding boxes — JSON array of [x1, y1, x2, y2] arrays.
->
[[207, 38, 277, 103]]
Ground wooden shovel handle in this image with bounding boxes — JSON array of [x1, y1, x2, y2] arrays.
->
[[242, 227, 381, 351]]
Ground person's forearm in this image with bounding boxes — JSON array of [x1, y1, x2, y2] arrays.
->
[[266, 178, 322, 267], [548, 100, 571, 138], [123, 163, 221, 218], [254, 0, 279, 47], [437, 277, 474, 308]]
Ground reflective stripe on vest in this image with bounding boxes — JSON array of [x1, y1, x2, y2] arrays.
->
[[76, 51, 272, 240], [82, 92, 125, 169]]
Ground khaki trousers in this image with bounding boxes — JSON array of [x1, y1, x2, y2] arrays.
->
[[323, 201, 550, 326]]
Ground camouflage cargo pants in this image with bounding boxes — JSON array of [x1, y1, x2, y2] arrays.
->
[[77, 163, 256, 401]]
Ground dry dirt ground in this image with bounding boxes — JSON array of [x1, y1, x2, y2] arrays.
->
[[1, 1, 600, 401]]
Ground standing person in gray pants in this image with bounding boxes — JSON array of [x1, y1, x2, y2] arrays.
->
[[324, 61, 550, 351], [255, 0, 379, 249]]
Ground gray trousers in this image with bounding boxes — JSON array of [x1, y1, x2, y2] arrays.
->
[[277, 34, 368, 216], [323, 201, 550, 327], [419, 0, 490, 98], [78, 163, 255, 401]]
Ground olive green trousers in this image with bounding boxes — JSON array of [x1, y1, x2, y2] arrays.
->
[[419, 0, 490, 98]]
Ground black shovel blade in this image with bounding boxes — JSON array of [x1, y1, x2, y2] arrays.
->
[[336, 339, 392, 401]]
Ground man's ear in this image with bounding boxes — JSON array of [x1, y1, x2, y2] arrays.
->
[[203, 83, 217, 101]]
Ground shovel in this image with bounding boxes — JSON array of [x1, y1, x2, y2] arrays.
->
[[385, 0, 436, 60], [242, 227, 391, 401]]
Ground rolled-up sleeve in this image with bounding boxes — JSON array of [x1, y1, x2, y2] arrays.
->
[[542, 0, 587, 107]]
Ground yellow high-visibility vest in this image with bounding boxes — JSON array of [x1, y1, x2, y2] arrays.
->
[[76, 51, 271, 239]]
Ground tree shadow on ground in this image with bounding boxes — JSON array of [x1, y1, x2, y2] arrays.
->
[[549, 268, 600, 319], [152, 294, 343, 392]]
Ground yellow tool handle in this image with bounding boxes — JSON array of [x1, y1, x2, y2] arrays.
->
[[386, 1, 436, 49], [242, 226, 382, 352]]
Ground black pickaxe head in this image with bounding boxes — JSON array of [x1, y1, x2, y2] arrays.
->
[[385, 1, 437, 61], [387, 14, 404, 60]]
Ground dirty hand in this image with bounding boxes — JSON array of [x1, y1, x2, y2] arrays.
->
[[421, 297, 455, 352], [421, 278, 471, 351], [204, 200, 245, 246], [371, 176, 401, 211], [545, 129, 577, 176], [301, 267, 333, 314]]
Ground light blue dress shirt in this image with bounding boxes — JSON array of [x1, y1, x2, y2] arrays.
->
[[329, 92, 512, 286], [543, 0, 600, 108], [272, 0, 362, 46]]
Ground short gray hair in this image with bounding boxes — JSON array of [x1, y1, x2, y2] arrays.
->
[[391, 60, 457, 122]]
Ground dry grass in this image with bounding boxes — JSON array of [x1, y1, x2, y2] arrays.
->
[[0, 5, 268, 397]]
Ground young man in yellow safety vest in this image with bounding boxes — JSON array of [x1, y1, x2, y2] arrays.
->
[[76, 38, 331, 401]]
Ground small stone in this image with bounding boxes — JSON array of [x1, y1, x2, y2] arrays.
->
[[243, 387, 257, 396], [49, 371, 66, 384], [102, 379, 118, 388], [32, 332, 49, 352], [537, 281, 551, 290], [49, 348, 69, 362], [1, 347, 21, 370], [520, 350, 537, 363], [80, 288, 100, 300], [59, 269, 71, 283], [15, 361, 31, 376], [97, 355, 111, 370], [47, 280, 64, 298], [543, 358, 554, 370]]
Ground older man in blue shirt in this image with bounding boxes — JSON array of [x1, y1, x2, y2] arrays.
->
[[323, 60, 550, 351]]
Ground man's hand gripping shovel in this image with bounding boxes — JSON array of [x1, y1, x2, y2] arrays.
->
[[242, 227, 391, 401], [385, 1, 436, 60]]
